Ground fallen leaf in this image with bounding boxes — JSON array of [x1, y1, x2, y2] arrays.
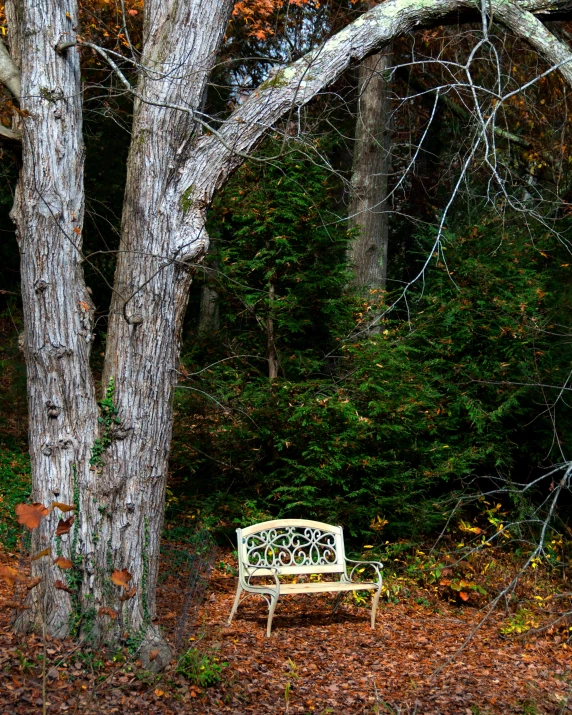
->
[[55, 517, 74, 536], [31, 548, 51, 561], [2, 600, 29, 610], [15, 503, 49, 529], [98, 607, 117, 619], [54, 580, 72, 593], [119, 587, 136, 602], [149, 649, 159, 662], [26, 577, 42, 591], [0, 565, 23, 587], [53, 557, 73, 570], [51, 502, 76, 513], [111, 568, 132, 589]]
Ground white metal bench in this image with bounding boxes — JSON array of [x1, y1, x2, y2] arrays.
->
[[227, 519, 383, 636]]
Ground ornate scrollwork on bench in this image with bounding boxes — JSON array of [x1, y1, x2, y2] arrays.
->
[[228, 519, 383, 637], [244, 526, 338, 569]]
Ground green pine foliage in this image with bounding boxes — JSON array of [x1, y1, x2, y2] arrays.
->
[[201, 137, 353, 374], [172, 144, 572, 540]]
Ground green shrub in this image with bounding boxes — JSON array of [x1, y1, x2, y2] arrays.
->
[[176, 647, 226, 686]]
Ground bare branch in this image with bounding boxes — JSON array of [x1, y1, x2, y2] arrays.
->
[[493, 1, 572, 89], [180, 0, 572, 215], [0, 124, 22, 143]]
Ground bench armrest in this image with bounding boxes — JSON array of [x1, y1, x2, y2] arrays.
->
[[243, 565, 281, 591], [344, 557, 383, 586]]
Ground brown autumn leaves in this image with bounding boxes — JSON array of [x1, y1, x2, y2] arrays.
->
[[0, 501, 134, 619]]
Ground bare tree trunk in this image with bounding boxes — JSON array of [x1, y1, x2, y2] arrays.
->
[[348, 48, 393, 291], [198, 244, 220, 334], [199, 285, 220, 333], [97, 0, 234, 665], [9, 0, 99, 638], [266, 281, 278, 381]]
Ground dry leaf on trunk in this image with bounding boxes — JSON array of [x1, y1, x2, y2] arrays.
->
[[51, 502, 76, 513], [55, 517, 74, 536], [26, 577, 42, 591], [31, 548, 51, 561], [3, 600, 30, 610], [53, 557, 73, 570], [98, 607, 117, 619], [111, 568, 132, 589], [119, 587, 136, 602], [54, 580, 72, 593], [15, 503, 49, 529]]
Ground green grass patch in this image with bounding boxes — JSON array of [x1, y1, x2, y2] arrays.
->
[[0, 442, 31, 550]]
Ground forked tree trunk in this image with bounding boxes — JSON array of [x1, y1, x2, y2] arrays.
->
[[93, 0, 235, 664], [6, 0, 572, 662], [348, 48, 393, 291]]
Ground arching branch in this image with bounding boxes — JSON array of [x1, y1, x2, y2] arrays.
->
[[178, 0, 572, 224]]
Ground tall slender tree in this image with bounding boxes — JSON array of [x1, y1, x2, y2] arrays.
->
[[348, 47, 393, 291]]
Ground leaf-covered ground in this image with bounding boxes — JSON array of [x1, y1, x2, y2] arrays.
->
[[0, 549, 570, 714]]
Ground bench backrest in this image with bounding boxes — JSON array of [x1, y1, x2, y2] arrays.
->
[[236, 519, 345, 577]]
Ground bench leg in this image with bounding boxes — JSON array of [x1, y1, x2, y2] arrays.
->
[[266, 592, 279, 637], [227, 583, 243, 626], [371, 587, 381, 629], [331, 591, 344, 615]]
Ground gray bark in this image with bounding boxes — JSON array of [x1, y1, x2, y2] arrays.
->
[[348, 49, 393, 291], [4, 0, 572, 661], [266, 281, 278, 381], [199, 284, 220, 333], [9, 0, 98, 638], [198, 245, 220, 334], [97, 0, 235, 664]]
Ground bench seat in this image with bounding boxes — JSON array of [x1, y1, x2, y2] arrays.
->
[[227, 518, 383, 636], [279, 581, 377, 594]]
